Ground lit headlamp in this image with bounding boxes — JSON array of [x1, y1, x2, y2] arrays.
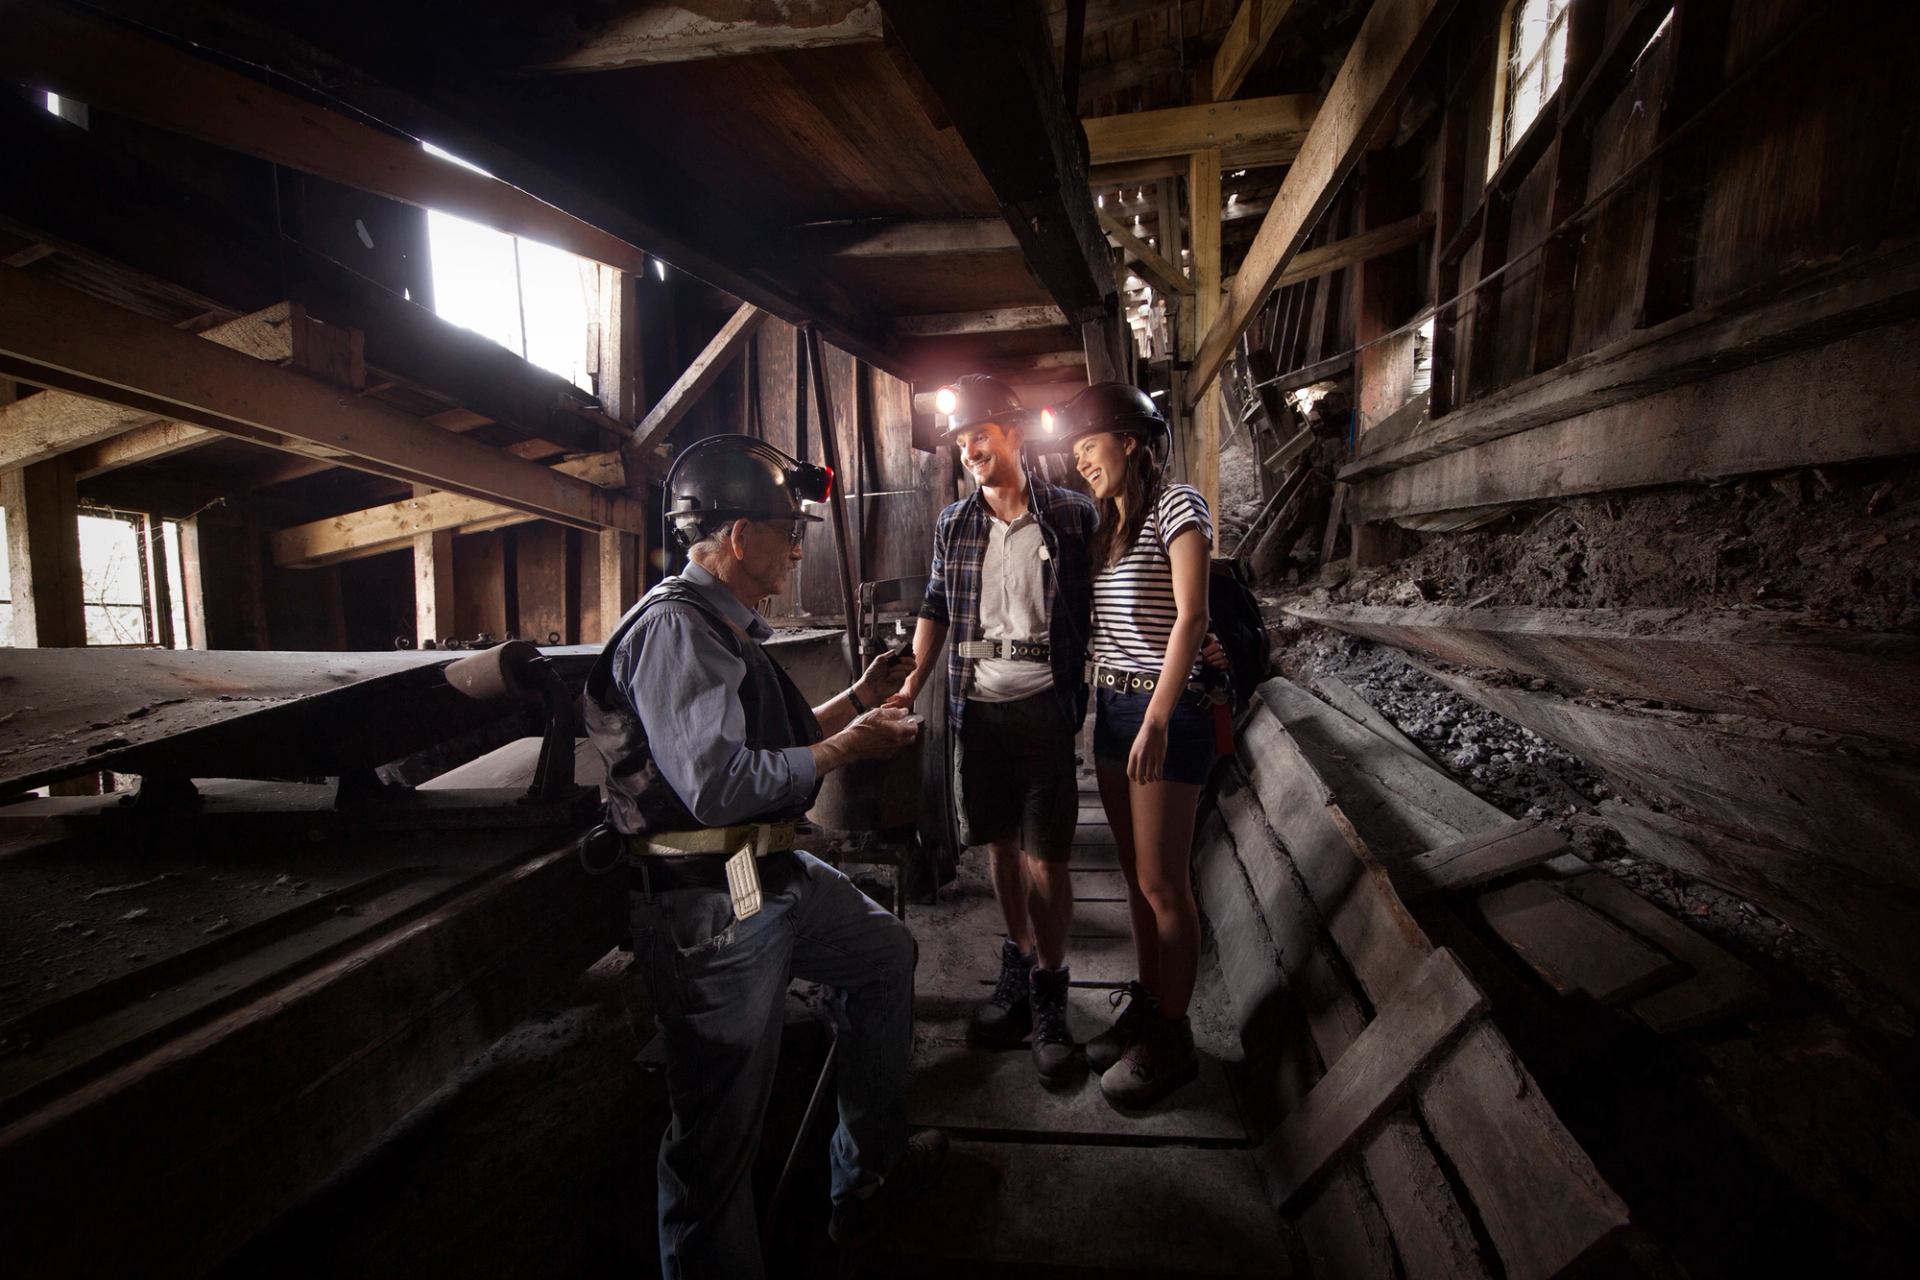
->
[[789, 461, 833, 504]]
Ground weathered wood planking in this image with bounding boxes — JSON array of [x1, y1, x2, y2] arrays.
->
[[1396, 818, 1571, 899], [1239, 685, 1629, 1273], [1592, 801, 1920, 1009], [1559, 872, 1766, 1033], [1350, 318, 1920, 521], [1478, 879, 1683, 1004], [1425, 667, 1920, 891], [1212, 781, 1491, 1279], [1266, 948, 1489, 1207], [1310, 674, 1441, 770], [1288, 602, 1920, 748], [1256, 677, 1509, 858]]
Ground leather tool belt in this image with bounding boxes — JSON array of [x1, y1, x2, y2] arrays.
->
[[626, 821, 798, 913], [1088, 662, 1228, 704], [627, 821, 797, 859], [956, 639, 1051, 661]]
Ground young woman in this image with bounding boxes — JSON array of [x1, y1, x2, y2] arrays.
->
[[1059, 382, 1219, 1109]]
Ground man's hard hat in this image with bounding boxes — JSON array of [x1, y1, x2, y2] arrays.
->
[[662, 435, 829, 546], [934, 373, 1034, 441]]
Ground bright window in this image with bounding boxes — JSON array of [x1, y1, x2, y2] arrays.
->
[[1501, 0, 1570, 158], [422, 144, 596, 393], [0, 507, 187, 647]]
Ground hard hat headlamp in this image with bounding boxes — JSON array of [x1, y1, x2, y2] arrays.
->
[[790, 461, 832, 504]]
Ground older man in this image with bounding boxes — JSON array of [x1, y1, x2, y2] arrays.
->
[[585, 434, 945, 1277]]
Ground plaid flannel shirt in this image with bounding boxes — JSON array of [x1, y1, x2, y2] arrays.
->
[[918, 473, 1096, 733]]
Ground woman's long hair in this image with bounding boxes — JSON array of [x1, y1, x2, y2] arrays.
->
[[1092, 434, 1164, 574]]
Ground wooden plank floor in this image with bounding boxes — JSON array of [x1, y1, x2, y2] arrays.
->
[[861, 764, 1291, 1275]]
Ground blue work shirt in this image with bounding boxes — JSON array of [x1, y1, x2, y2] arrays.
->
[[612, 560, 818, 827]]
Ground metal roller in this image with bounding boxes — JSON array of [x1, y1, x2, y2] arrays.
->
[[442, 640, 544, 704]]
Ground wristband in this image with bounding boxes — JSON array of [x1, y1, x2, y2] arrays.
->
[[848, 686, 869, 714]]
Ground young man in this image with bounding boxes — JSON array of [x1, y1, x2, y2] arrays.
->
[[887, 375, 1095, 1083], [585, 435, 945, 1276]]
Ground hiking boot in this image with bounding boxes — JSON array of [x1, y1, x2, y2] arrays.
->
[[1100, 1011, 1198, 1109], [828, 1128, 951, 1250], [1086, 980, 1155, 1075], [968, 939, 1033, 1046], [1029, 964, 1077, 1083]]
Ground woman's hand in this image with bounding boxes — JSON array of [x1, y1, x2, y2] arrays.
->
[[1128, 715, 1169, 784], [881, 675, 919, 711], [1201, 632, 1230, 670]]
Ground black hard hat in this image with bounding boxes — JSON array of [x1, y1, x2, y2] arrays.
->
[[935, 373, 1034, 440], [662, 435, 829, 546], [1043, 382, 1169, 453]]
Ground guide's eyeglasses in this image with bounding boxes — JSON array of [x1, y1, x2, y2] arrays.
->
[[762, 520, 807, 548]]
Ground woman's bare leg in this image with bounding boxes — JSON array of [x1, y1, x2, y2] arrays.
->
[[1126, 776, 1203, 1018], [1095, 756, 1160, 994]]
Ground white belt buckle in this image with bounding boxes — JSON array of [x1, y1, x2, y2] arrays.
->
[[724, 826, 767, 920]]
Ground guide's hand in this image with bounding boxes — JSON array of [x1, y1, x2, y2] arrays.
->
[[843, 706, 922, 761]]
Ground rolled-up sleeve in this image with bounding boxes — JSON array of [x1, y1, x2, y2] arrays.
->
[[619, 609, 818, 826], [919, 509, 952, 624]]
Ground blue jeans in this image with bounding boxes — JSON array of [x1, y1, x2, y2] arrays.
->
[[629, 851, 915, 1279]]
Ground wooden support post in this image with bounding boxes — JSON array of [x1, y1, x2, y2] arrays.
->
[[1187, 146, 1224, 534], [596, 530, 639, 642], [143, 514, 176, 650], [2, 459, 85, 647], [1528, 0, 1609, 373], [804, 325, 862, 681], [413, 512, 455, 649]]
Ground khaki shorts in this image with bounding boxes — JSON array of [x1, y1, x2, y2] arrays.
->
[[954, 689, 1079, 862]]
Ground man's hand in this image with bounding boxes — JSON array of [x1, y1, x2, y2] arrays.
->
[[881, 673, 920, 710], [856, 646, 913, 706], [841, 706, 922, 762]]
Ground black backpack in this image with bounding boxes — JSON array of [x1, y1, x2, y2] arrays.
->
[[1209, 558, 1271, 711]]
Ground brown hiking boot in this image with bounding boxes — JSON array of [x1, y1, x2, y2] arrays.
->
[[828, 1128, 950, 1250], [967, 939, 1033, 1046], [1100, 1011, 1198, 1109], [1029, 963, 1077, 1084], [1086, 980, 1154, 1075]]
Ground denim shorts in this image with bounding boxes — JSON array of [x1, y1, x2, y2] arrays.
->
[[1093, 686, 1221, 786]]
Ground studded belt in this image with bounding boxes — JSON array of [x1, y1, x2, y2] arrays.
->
[[956, 639, 1051, 662], [1088, 662, 1227, 703]]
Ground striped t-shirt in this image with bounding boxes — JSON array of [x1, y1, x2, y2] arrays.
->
[[1091, 482, 1213, 677]]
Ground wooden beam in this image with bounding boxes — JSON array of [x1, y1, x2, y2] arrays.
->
[[1, 459, 85, 647], [1392, 819, 1571, 900], [1265, 947, 1487, 1207], [1424, 665, 1920, 892], [1185, 147, 1223, 534], [1274, 213, 1433, 292], [1188, 0, 1461, 406], [0, 268, 646, 536], [879, 0, 1116, 324], [1090, 137, 1303, 186], [896, 306, 1070, 338], [0, 306, 294, 472], [1046, 0, 1172, 43], [1213, 1, 1301, 101], [521, 0, 882, 74], [597, 530, 641, 642], [828, 219, 1020, 258], [1350, 318, 1920, 522], [632, 303, 766, 453], [1285, 601, 1920, 749], [272, 452, 626, 568], [1083, 95, 1319, 166], [412, 481, 455, 647], [2, 0, 651, 279], [1348, 242, 1920, 482], [1097, 210, 1194, 297]]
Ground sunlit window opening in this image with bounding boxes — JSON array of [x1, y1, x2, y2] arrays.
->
[[421, 144, 596, 393], [1501, 0, 1570, 159], [0, 508, 187, 647]]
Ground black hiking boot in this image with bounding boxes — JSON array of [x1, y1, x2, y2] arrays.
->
[[968, 939, 1033, 1046], [1029, 963, 1077, 1083], [1086, 980, 1155, 1075]]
